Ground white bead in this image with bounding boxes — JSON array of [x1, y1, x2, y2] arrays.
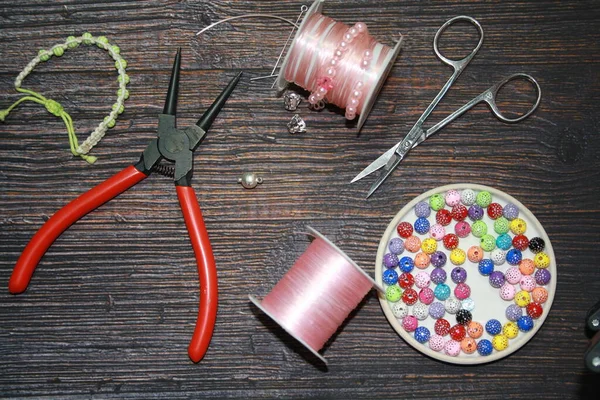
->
[[352, 90, 362, 98], [355, 22, 366, 33], [308, 94, 318, 104], [339, 41, 348, 51], [318, 86, 327, 95], [325, 67, 336, 77], [349, 27, 358, 37], [355, 81, 364, 90], [361, 60, 370, 68], [334, 49, 343, 58], [330, 58, 338, 67], [315, 91, 324, 100], [350, 98, 359, 107], [343, 32, 353, 42], [363, 49, 373, 59], [346, 106, 356, 113]]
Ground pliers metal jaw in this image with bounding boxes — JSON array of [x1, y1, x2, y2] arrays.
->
[[8, 49, 241, 363]]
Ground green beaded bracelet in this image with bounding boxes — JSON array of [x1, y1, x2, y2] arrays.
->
[[0, 33, 130, 163]]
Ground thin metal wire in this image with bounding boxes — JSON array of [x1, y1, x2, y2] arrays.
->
[[269, 5, 308, 87], [196, 14, 298, 36]]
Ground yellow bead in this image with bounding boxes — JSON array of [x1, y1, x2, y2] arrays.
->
[[421, 238, 437, 255], [103, 116, 116, 128], [117, 88, 130, 100], [450, 248, 466, 265], [503, 322, 519, 339], [66, 36, 79, 49], [492, 334, 509, 351], [510, 218, 527, 235], [515, 290, 531, 307], [115, 59, 127, 69], [82, 32, 93, 45], [112, 103, 125, 115], [534, 252, 550, 268], [52, 46, 65, 57]]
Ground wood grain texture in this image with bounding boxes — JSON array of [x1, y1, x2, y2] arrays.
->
[[1, 0, 599, 398]]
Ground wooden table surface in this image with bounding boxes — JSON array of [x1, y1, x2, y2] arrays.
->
[[1, 0, 599, 398]]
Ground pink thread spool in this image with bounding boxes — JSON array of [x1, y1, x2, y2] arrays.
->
[[275, 0, 402, 130], [249, 226, 383, 364]]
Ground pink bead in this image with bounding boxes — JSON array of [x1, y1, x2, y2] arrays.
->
[[343, 32, 353, 42], [352, 90, 363, 99], [345, 112, 356, 120], [355, 81, 364, 90], [338, 41, 348, 51], [349, 27, 358, 37], [454, 283, 471, 300], [499, 283, 516, 301], [349, 98, 359, 107], [444, 339, 461, 356], [520, 275, 536, 292], [445, 189, 461, 207], [308, 94, 318, 104], [325, 67, 336, 77], [505, 267, 522, 285], [429, 224, 446, 240], [402, 315, 418, 332], [330, 58, 338, 67], [455, 221, 471, 238], [334, 49, 343, 58], [419, 287, 435, 305], [429, 334, 445, 352], [318, 86, 327, 95], [361, 60, 370, 69], [346, 106, 356, 114], [363, 49, 373, 60], [415, 271, 431, 289], [315, 91, 324, 100], [355, 22, 367, 33]]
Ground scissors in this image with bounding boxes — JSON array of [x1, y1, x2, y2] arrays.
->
[[351, 16, 542, 198]]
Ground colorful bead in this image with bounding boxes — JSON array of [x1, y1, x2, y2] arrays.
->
[[494, 217, 510, 235], [429, 224, 446, 241], [496, 233, 513, 250], [519, 259, 535, 275], [429, 194, 445, 211], [415, 252, 431, 269], [509, 218, 527, 235], [517, 315, 534, 332], [451, 267, 467, 284], [414, 201, 431, 218], [415, 271, 431, 288], [454, 283, 471, 300], [429, 334, 445, 351], [398, 272, 415, 289], [414, 326, 431, 343], [514, 290, 531, 307], [478, 259, 495, 276], [512, 234, 529, 251], [386, 285, 402, 302], [397, 221, 413, 238], [467, 245, 484, 263], [451, 204, 468, 221], [450, 248, 466, 265], [529, 237, 545, 253], [402, 288, 418, 305], [419, 287, 435, 305], [445, 189, 461, 207], [430, 302, 446, 320], [402, 315, 418, 332], [476, 191, 492, 208], [492, 334, 509, 351], [383, 253, 399, 268], [455, 221, 471, 238], [506, 304, 523, 321], [490, 249, 507, 265], [413, 303, 429, 320], [434, 318, 451, 335], [444, 340, 461, 357], [506, 249, 523, 265], [383, 269, 398, 285], [430, 268, 447, 284], [468, 205, 484, 221], [499, 283, 516, 301], [388, 238, 405, 254], [503, 321, 519, 339], [399, 256, 414, 273], [487, 202, 504, 219], [505, 267, 523, 284], [461, 298, 475, 311], [430, 251, 447, 267], [526, 302, 543, 319], [503, 203, 519, 220], [520, 275, 536, 292], [489, 271, 505, 289], [436, 209, 452, 226], [449, 324, 466, 341], [480, 234, 496, 251], [467, 321, 484, 338], [414, 217, 430, 235], [434, 283, 451, 301], [461, 189, 476, 206], [404, 236, 421, 253], [532, 287, 548, 304], [443, 234, 459, 250], [456, 309, 472, 325], [471, 220, 488, 238], [391, 302, 408, 318], [421, 238, 438, 255], [445, 297, 462, 314], [534, 269, 551, 286], [477, 339, 493, 355], [534, 252, 551, 269]]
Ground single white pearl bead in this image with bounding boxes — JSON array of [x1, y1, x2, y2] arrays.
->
[[330, 58, 338, 67], [343, 32, 353, 42], [353, 90, 363, 98], [318, 86, 327, 95], [346, 106, 356, 113], [349, 27, 358, 37], [350, 98, 359, 107], [355, 81, 364, 90], [334, 49, 343, 58], [326, 67, 336, 77], [308, 94, 318, 104], [364, 49, 373, 60], [339, 41, 348, 51], [361, 59, 370, 68], [355, 22, 366, 33], [315, 91, 324, 100]]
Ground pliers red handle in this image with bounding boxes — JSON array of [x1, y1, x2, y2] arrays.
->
[[8, 49, 242, 363]]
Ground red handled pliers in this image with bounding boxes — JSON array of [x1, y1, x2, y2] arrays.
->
[[8, 49, 241, 363]]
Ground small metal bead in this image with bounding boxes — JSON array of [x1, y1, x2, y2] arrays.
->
[[237, 172, 263, 189]]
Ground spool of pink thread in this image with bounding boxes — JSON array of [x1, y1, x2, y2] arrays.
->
[[249, 226, 383, 364]]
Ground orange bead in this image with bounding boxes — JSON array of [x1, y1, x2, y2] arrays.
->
[[461, 337, 478, 354], [532, 287, 548, 304], [467, 245, 484, 263], [404, 235, 421, 252], [519, 258, 535, 275], [467, 321, 484, 339], [415, 252, 431, 269]]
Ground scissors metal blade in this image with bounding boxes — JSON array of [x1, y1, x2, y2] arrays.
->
[[366, 153, 403, 198], [351, 143, 400, 183]]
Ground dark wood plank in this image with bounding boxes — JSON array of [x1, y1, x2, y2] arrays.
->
[[1, 0, 600, 398]]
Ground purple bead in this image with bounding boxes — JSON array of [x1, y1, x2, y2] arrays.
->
[[430, 251, 447, 268], [430, 267, 447, 284], [503, 203, 519, 220], [451, 267, 467, 284], [388, 238, 405, 254], [414, 201, 431, 218], [489, 271, 505, 288], [429, 302, 446, 319], [535, 269, 551, 285], [383, 253, 399, 269], [468, 205, 484, 221], [506, 304, 523, 321]]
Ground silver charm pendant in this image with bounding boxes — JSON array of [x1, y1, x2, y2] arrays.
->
[[283, 91, 302, 111], [238, 172, 263, 189], [287, 114, 306, 134]]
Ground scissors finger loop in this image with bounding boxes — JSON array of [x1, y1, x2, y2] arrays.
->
[[486, 73, 542, 123], [433, 16, 484, 71]]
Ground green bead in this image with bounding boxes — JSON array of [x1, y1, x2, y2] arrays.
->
[[386, 285, 402, 303], [429, 194, 445, 211], [112, 103, 125, 115], [82, 32, 93, 45], [96, 36, 109, 48], [115, 59, 127, 69], [111, 45, 120, 55], [118, 74, 130, 84], [494, 217, 510, 234], [117, 88, 130, 100], [104, 116, 116, 128], [38, 49, 50, 61], [471, 220, 488, 238], [476, 191, 492, 208], [52, 46, 65, 57], [480, 234, 496, 252], [66, 36, 79, 48]]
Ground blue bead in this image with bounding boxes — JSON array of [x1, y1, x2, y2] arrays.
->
[[414, 217, 430, 235], [485, 319, 502, 335], [477, 339, 493, 356], [496, 234, 512, 250], [414, 326, 431, 343], [478, 259, 494, 276], [399, 256, 414, 273], [434, 283, 451, 301], [382, 269, 399, 285], [517, 315, 534, 332], [506, 249, 523, 265]]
